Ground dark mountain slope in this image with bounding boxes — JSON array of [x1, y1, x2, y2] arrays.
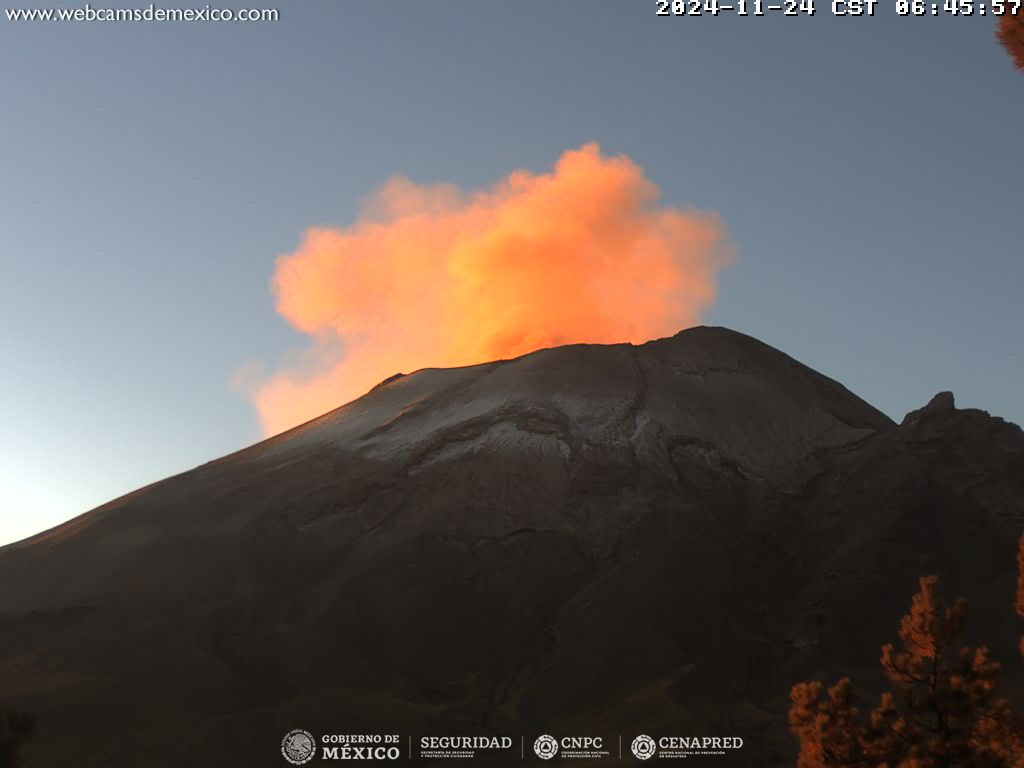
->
[[1, 326, 1021, 767]]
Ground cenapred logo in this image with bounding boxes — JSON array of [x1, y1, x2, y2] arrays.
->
[[631, 734, 656, 761], [534, 734, 559, 760], [281, 729, 316, 765], [631, 734, 744, 760]]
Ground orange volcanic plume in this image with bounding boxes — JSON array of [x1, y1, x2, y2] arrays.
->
[[247, 144, 734, 435]]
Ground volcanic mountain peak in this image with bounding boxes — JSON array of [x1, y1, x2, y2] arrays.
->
[[255, 325, 892, 480], [3, 327, 1022, 768]]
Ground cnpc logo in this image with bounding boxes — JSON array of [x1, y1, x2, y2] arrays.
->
[[534, 735, 558, 759], [534, 735, 605, 759]]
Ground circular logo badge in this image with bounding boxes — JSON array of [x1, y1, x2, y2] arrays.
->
[[281, 729, 316, 765], [534, 734, 559, 760], [631, 734, 656, 761]]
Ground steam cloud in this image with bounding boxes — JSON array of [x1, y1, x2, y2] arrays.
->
[[247, 144, 734, 435]]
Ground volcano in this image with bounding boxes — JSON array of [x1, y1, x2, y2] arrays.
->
[[2, 326, 1023, 767]]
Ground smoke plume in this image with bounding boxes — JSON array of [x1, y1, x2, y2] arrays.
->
[[247, 144, 734, 435]]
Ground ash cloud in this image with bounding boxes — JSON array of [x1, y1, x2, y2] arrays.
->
[[245, 144, 734, 435]]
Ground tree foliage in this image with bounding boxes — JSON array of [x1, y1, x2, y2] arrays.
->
[[789, 574, 1024, 767], [998, 7, 1024, 72]]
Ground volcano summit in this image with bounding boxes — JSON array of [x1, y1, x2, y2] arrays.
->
[[2, 326, 1022, 766]]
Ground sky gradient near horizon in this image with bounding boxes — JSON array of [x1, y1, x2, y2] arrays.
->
[[2, 1, 1023, 545]]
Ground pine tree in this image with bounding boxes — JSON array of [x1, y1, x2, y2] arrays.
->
[[998, 7, 1024, 72], [789, 575, 1024, 767], [789, 677, 871, 767]]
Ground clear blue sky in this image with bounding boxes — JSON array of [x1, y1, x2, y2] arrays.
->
[[2, 1, 1022, 544]]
